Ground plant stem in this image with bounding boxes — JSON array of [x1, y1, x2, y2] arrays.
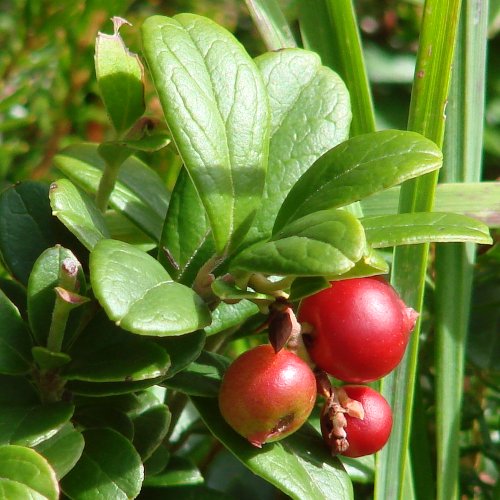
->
[[46, 293, 71, 352], [95, 159, 121, 212]]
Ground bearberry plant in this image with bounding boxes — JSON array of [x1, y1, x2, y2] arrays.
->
[[0, 2, 495, 499]]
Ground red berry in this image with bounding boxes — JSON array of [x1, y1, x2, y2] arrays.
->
[[298, 277, 417, 382], [218, 344, 317, 447], [321, 385, 393, 458]]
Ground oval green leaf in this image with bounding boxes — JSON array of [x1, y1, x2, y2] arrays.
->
[[192, 397, 353, 500], [231, 209, 366, 276], [132, 405, 171, 460], [54, 144, 169, 241], [274, 130, 443, 232], [204, 300, 260, 336], [34, 423, 85, 480], [61, 428, 143, 500], [246, 48, 351, 244], [0, 445, 59, 500], [49, 179, 110, 251], [0, 290, 32, 375], [90, 239, 211, 336], [361, 212, 493, 247], [66, 376, 167, 398], [141, 14, 270, 254]]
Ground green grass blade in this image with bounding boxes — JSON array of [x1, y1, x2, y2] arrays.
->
[[375, 1, 462, 499], [244, 0, 297, 50], [298, 0, 376, 136], [434, 2, 489, 499]]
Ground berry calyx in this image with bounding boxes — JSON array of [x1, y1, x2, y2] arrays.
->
[[218, 344, 317, 447], [298, 277, 418, 383], [320, 385, 393, 458]]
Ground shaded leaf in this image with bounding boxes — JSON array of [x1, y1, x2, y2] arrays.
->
[[61, 428, 143, 500], [143, 456, 203, 487], [0, 289, 32, 375], [90, 239, 211, 336], [132, 405, 171, 460], [141, 14, 269, 254], [274, 130, 443, 232]]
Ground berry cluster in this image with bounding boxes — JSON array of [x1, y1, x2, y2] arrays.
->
[[218, 277, 417, 458]]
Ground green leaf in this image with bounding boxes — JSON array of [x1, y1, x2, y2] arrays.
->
[[0, 401, 74, 447], [141, 14, 270, 254], [27, 246, 85, 346], [204, 300, 260, 336], [332, 247, 389, 280], [246, 48, 351, 244], [158, 169, 215, 284], [90, 239, 211, 336], [61, 428, 143, 500], [54, 144, 169, 241], [64, 313, 171, 382], [0, 182, 57, 285], [95, 17, 145, 134], [0, 445, 58, 500], [108, 131, 171, 153], [132, 405, 171, 460], [66, 376, 168, 398], [289, 277, 331, 301], [34, 423, 85, 480], [211, 279, 274, 302], [362, 212, 492, 247], [143, 456, 203, 487], [192, 397, 353, 500], [274, 130, 443, 232], [0, 374, 38, 405], [156, 330, 206, 378], [105, 210, 155, 251], [0, 289, 32, 375], [49, 179, 110, 251], [163, 351, 230, 397], [231, 209, 366, 276], [75, 406, 134, 441], [32, 347, 71, 371]]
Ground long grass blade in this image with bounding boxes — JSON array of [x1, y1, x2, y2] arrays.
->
[[434, 2, 489, 499], [375, 1, 463, 499], [244, 0, 297, 50]]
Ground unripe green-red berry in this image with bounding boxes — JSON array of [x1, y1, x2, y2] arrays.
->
[[218, 344, 317, 447]]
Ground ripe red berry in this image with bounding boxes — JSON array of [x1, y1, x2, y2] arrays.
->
[[218, 344, 317, 447], [321, 385, 393, 458], [298, 277, 418, 383]]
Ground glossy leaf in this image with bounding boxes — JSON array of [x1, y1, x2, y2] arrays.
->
[[0, 401, 74, 447], [274, 130, 443, 232], [34, 423, 85, 480], [143, 456, 203, 487], [54, 144, 169, 241], [163, 351, 230, 397], [64, 313, 171, 382], [95, 17, 145, 134], [0, 445, 58, 500], [90, 239, 211, 336], [231, 209, 366, 276], [247, 48, 351, 244], [204, 300, 260, 336], [0, 289, 32, 375], [192, 397, 353, 500], [132, 405, 171, 460], [362, 212, 492, 248], [141, 14, 270, 254], [61, 428, 143, 500], [27, 246, 85, 346], [49, 179, 110, 250], [0, 182, 57, 285], [159, 168, 215, 284], [211, 278, 274, 302]]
